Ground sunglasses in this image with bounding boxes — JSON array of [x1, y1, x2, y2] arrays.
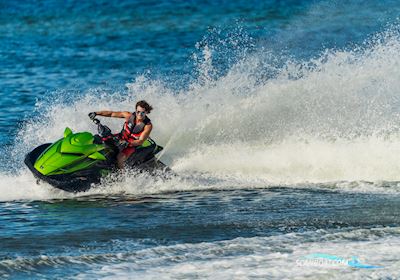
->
[[136, 111, 147, 116]]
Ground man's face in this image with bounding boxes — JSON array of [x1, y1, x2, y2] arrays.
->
[[136, 106, 147, 120]]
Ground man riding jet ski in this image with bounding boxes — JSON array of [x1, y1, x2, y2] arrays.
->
[[24, 100, 168, 192], [89, 100, 154, 169]]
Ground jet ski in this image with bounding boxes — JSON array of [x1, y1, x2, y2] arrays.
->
[[24, 116, 169, 192]]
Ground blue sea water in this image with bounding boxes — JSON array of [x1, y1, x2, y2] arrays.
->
[[1, 0, 400, 278]]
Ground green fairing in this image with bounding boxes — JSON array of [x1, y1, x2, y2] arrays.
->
[[64, 127, 73, 138], [34, 128, 106, 175], [61, 131, 103, 156], [88, 152, 106, 160], [55, 158, 98, 174], [137, 138, 155, 149]]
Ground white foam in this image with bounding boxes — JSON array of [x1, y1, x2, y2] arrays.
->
[[173, 137, 400, 184], [75, 227, 400, 279], [0, 170, 74, 201]]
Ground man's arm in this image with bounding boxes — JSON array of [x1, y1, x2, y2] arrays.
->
[[95, 111, 131, 119], [130, 124, 153, 146]]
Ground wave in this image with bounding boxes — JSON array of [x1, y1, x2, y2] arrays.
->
[[2, 26, 400, 200], [2, 226, 399, 279]]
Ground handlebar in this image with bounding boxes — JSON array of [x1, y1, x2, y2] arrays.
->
[[89, 116, 112, 138]]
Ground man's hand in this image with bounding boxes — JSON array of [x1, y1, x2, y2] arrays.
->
[[116, 140, 129, 151], [88, 112, 97, 120]]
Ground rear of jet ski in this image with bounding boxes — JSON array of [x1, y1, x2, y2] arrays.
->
[[126, 140, 171, 173]]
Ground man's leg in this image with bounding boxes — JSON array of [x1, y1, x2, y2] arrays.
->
[[117, 152, 128, 169], [117, 146, 136, 169]]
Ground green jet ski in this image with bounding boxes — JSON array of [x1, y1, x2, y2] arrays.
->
[[24, 117, 169, 192]]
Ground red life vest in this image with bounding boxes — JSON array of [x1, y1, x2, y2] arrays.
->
[[119, 113, 151, 144]]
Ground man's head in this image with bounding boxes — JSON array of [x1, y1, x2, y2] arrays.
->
[[135, 100, 153, 120]]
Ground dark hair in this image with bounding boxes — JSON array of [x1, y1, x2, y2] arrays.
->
[[136, 100, 153, 113]]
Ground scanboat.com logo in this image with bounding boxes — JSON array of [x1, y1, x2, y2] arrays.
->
[[296, 253, 383, 269]]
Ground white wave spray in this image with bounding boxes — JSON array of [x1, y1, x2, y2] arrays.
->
[[2, 27, 400, 200]]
